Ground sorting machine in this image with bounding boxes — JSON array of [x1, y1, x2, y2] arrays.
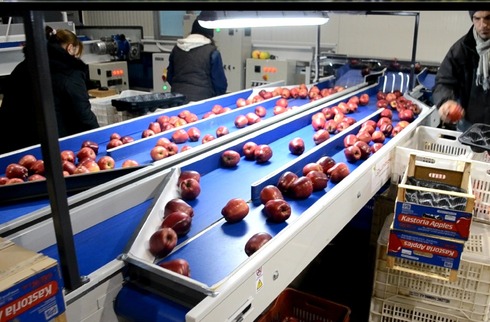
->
[[0, 63, 437, 321]]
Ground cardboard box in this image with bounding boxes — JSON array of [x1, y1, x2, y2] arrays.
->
[[395, 153, 475, 240], [387, 228, 465, 271], [0, 238, 66, 322]]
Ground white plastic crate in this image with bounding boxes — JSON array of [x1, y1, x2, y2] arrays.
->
[[471, 151, 490, 163], [392, 126, 473, 183], [470, 160, 490, 223], [370, 296, 482, 322], [90, 90, 150, 126], [373, 216, 490, 321]]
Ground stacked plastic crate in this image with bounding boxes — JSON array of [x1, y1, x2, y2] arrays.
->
[[369, 126, 490, 322], [89, 90, 150, 126]]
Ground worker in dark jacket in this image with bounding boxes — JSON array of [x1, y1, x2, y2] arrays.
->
[[433, 11, 490, 131], [166, 19, 228, 103], [46, 27, 99, 137]]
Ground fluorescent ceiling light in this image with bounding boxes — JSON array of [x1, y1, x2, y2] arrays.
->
[[198, 11, 329, 29]]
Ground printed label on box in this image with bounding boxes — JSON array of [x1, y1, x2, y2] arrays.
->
[[387, 229, 464, 269], [0, 264, 65, 322], [394, 201, 472, 240]]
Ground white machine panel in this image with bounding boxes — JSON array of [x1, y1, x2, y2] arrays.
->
[[152, 53, 171, 93], [88, 61, 129, 92], [245, 58, 303, 88], [214, 28, 252, 92]]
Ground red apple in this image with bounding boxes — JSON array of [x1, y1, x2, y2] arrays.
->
[[356, 131, 372, 144], [81, 159, 100, 172], [359, 124, 375, 135], [18, 154, 37, 169], [106, 138, 123, 149], [379, 123, 394, 136], [344, 145, 362, 163], [359, 93, 370, 106], [344, 134, 358, 148], [380, 108, 393, 120], [399, 109, 415, 122], [164, 198, 194, 218], [221, 150, 241, 167], [148, 122, 162, 134], [77, 147, 96, 162], [184, 113, 198, 123], [221, 198, 249, 223], [161, 211, 192, 236], [236, 98, 247, 107], [28, 159, 45, 175], [289, 137, 305, 155], [289, 176, 313, 199], [324, 119, 338, 134], [149, 227, 178, 258], [172, 129, 189, 144], [179, 178, 200, 200], [187, 127, 201, 142], [97, 156, 116, 170], [235, 115, 249, 128], [0, 177, 8, 185], [28, 174, 46, 182], [302, 163, 323, 176], [178, 170, 200, 185], [273, 105, 287, 115], [74, 164, 90, 175], [371, 130, 386, 144], [211, 104, 223, 114], [264, 199, 291, 223], [326, 162, 350, 183], [81, 140, 99, 155], [121, 159, 139, 168], [311, 116, 326, 131], [313, 129, 330, 145], [156, 137, 172, 148], [277, 171, 299, 195], [376, 100, 388, 109], [166, 143, 179, 156], [276, 98, 288, 108], [62, 160, 77, 175], [6, 178, 24, 184], [255, 106, 267, 117], [254, 144, 273, 163], [216, 126, 230, 138], [158, 258, 190, 277], [306, 170, 328, 191], [244, 232, 272, 256], [151, 145, 169, 161], [354, 141, 371, 160], [377, 117, 392, 129], [157, 115, 170, 127], [121, 136, 135, 144], [242, 141, 258, 160], [5, 163, 28, 180], [181, 145, 192, 153], [141, 129, 155, 138], [201, 134, 215, 144], [317, 156, 336, 174], [260, 185, 284, 205], [385, 92, 397, 103], [110, 132, 121, 140], [60, 150, 76, 163]]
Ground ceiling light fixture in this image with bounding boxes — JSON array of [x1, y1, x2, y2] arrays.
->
[[197, 11, 329, 29]]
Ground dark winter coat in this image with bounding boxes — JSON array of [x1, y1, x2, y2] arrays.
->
[[47, 41, 99, 137], [0, 59, 40, 154], [432, 26, 490, 127], [167, 34, 227, 103]]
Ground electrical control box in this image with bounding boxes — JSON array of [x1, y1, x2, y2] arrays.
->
[[152, 53, 171, 93], [245, 58, 303, 88], [88, 61, 129, 92]]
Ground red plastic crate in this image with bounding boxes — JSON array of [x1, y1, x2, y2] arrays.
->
[[257, 288, 351, 322]]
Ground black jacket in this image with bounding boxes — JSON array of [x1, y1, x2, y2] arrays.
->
[[0, 59, 40, 154], [433, 26, 490, 126], [47, 41, 99, 137]]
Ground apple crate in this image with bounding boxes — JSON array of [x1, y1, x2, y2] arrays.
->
[[90, 90, 149, 126], [373, 216, 490, 321], [256, 288, 351, 322], [392, 126, 473, 183], [470, 159, 490, 223], [370, 296, 480, 322]]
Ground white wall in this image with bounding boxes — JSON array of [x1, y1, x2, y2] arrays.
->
[[81, 10, 472, 64]]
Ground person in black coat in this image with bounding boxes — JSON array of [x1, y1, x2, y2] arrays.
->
[[45, 27, 99, 137], [0, 27, 99, 154], [166, 19, 228, 104], [433, 11, 490, 131]]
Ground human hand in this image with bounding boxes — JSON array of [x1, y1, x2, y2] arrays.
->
[[439, 100, 464, 123]]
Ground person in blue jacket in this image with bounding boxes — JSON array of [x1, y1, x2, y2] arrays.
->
[[433, 10, 490, 131], [166, 19, 228, 104]]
